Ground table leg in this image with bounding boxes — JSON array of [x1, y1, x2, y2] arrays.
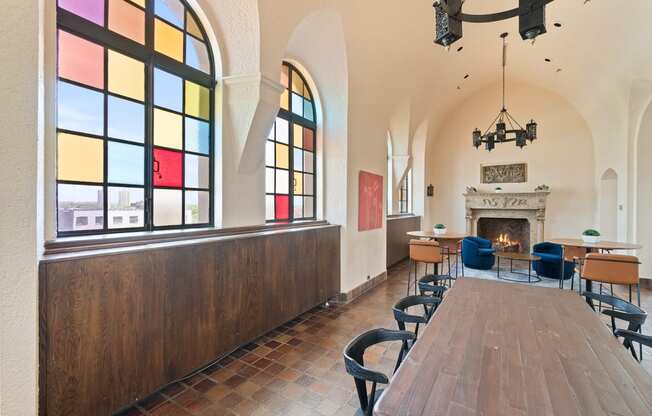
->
[[528, 261, 532, 283], [497, 256, 501, 280]]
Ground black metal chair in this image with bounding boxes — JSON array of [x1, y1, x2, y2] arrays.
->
[[614, 329, 652, 362], [392, 295, 441, 372], [582, 292, 647, 361], [418, 275, 448, 299], [343, 329, 416, 416]]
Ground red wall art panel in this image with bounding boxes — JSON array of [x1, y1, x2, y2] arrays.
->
[[358, 170, 383, 231]]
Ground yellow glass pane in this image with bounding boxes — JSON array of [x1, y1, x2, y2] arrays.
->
[[131, 0, 146, 7], [294, 172, 303, 195], [57, 133, 103, 182], [155, 18, 183, 62], [186, 11, 203, 39], [154, 108, 182, 149], [275, 143, 289, 169], [293, 124, 303, 148], [280, 65, 289, 88], [291, 71, 304, 96], [185, 80, 210, 120], [280, 90, 289, 111], [108, 50, 144, 101]]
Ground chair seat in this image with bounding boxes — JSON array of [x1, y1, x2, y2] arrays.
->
[[478, 248, 496, 256], [534, 252, 562, 263], [354, 389, 385, 416]]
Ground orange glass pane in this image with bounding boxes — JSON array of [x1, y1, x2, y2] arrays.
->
[[304, 128, 314, 151], [186, 11, 203, 39], [58, 30, 104, 89], [280, 90, 289, 111], [293, 124, 303, 148], [108, 0, 145, 44], [291, 71, 304, 96], [281, 65, 289, 88], [155, 18, 184, 62], [275, 143, 289, 169]]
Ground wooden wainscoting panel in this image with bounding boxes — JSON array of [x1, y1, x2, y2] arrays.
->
[[39, 225, 340, 416], [386, 215, 421, 267]]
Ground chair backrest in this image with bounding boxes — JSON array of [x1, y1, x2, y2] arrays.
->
[[343, 329, 416, 415], [582, 292, 647, 331], [564, 245, 588, 262], [393, 295, 440, 331], [581, 253, 640, 285], [418, 279, 447, 299], [533, 242, 562, 255], [409, 239, 442, 263], [465, 236, 491, 248]]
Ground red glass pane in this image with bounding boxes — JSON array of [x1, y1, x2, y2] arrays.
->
[[153, 148, 182, 188], [275, 195, 289, 220], [304, 128, 314, 151]]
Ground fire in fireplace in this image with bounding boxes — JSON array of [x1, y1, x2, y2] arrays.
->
[[477, 218, 531, 254], [495, 233, 520, 253]]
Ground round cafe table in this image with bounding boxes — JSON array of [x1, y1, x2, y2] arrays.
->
[[549, 238, 642, 301], [406, 231, 468, 278]]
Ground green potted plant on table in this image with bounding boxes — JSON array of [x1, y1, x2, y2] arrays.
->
[[582, 229, 601, 244], [433, 223, 447, 236]]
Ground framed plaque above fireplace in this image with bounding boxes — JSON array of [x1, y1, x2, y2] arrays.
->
[[481, 163, 527, 184]]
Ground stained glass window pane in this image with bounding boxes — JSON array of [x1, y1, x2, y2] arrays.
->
[[186, 35, 210, 73], [57, 184, 104, 232], [154, 188, 182, 226], [281, 65, 289, 89], [155, 0, 184, 28], [293, 148, 303, 172], [304, 128, 315, 151], [265, 168, 275, 193], [154, 68, 182, 112], [275, 118, 289, 143], [57, 133, 104, 183], [275, 143, 289, 169], [154, 108, 182, 149], [57, 81, 104, 136], [153, 148, 182, 188], [185, 118, 210, 154], [276, 170, 289, 195], [155, 18, 184, 62], [108, 141, 144, 185], [304, 174, 314, 196], [185, 191, 210, 224], [275, 195, 289, 220], [280, 90, 289, 111], [293, 124, 303, 148], [303, 152, 314, 174], [108, 95, 144, 142], [108, 50, 145, 101], [186, 11, 203, 39], [304, 100, 314, 121], [265, 195, 275, 221], [58, 0, 105, 26], [108, 0, 145, 44], [185, 81, 210, 120], [265, 141, 275, 167], [292, 93, 304, 117], [131, 0, 145, 6], [58, 30, 104, 89], [293, 196, 303, 219], [185, 154, 210, 189], [293, 172, 303, 195], [108, 187, 145, 229], [291, 72, 304, 95], [305, 197, 314, 218]]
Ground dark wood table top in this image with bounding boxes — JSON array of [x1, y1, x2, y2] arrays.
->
[[374, 278, 652, 416], [496, 251, 541, 262], [406, 231, 468, 240]]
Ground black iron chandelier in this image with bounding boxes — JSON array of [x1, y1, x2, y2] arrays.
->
[[472, 33, 538, 151], [434, 0, 557, 47]]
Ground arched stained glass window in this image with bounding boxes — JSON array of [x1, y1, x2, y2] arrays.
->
[[56, 0, 215, 235], [265, 62, 317, 222]]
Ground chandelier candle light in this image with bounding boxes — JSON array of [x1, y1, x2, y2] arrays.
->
[[472, 33, 538, 151]]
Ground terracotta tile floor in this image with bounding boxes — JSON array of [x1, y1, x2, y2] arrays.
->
[[118, 262, 652, 416]]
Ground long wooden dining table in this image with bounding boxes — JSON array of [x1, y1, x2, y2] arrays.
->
[[374, 278, 652, 416]]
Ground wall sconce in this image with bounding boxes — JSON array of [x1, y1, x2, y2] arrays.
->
[[427, 184, 434, 197]]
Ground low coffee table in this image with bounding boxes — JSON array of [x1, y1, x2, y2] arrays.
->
[[496, 252, 541, 283]]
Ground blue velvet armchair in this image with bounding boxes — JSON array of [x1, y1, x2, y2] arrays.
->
[[532, 242, 575, 280], [462, 237, 496, 270]]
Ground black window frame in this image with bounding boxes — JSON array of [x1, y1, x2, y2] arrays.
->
[[399, 170, 411, 214], [55, 0, 216, 237]]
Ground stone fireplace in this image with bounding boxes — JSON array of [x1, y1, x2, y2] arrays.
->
[[464, 191, 550, 252]]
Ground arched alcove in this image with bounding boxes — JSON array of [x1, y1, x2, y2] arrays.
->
[[637, 102, 652, 278], [599, 168, 618, 241]]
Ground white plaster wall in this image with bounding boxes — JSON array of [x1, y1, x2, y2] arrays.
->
[[428, 83, 596, 241], [637, 104, 652, 278], [0, 0, 42, 414], [599, 169, 619, 241]]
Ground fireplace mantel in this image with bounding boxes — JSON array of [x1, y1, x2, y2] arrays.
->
[[464, 191, 551, 250]]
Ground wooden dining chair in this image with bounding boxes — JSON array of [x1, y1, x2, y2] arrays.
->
[[580, 253, 642, 305], [408, 239, 447, 295]]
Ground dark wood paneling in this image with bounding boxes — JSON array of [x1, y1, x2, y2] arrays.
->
[[387, 216, 421, 267], [39, 225, 340, 416]]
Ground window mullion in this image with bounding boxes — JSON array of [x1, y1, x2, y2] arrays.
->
[[144, 0, 155, 231]]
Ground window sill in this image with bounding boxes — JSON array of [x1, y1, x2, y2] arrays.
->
[[43, 220, 331, 256]]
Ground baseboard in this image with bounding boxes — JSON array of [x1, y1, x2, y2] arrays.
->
[[336, 271, 388, 303], [640, 278, 652, 290]]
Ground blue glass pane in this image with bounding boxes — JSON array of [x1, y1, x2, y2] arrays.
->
[[185, 35, 210, 73], [154, 68, 182, 112], [185, 117, 210, 154], [154, 0, 184, 28], [108, 141, 144, 185], [291, 93, 304, 117], [108, 95, 144, 142], [57, 81, 104, 136], [304, 100, 314, 122]]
